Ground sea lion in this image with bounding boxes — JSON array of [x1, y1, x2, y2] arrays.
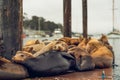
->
[[24, 39, 40, 46], [33, 41, 68, 57], [22, 42, 45, 54], [68, 47, 95, 71], [86, 38, 113, 68], [12, 51, 35, 63], [59, 36, 83, 45]]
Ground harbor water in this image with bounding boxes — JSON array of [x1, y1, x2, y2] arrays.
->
[[109, 38, 120, 80]]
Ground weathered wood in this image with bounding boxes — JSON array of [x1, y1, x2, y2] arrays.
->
[[0, 63, 28, 79], [24, 68, 113, 80], [0, 0, 3, 40], [82, 0, 88, 38], [63, 0, 71, 37], [1, 0, 23, 59]]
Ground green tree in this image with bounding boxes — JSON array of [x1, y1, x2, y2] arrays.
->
[[23, 14, 63, 33], [43, 21, 59, 33], [30, 16, 39, 30], [39, 17, 45, 30]]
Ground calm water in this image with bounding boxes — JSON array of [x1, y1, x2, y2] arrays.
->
[[23, 37, 120, 80], [109, 39, 120, 80]]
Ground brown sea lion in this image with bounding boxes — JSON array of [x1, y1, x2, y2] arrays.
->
[[33, 41, 68, 57], [59, 36, 83, 45], [12, 51, 34, 63], [98, 34, 113, 52], [68, 47, 95, 71], [22, 42, 45, 54], [24, 39, 40, 46], [86, 38, 113, 68]]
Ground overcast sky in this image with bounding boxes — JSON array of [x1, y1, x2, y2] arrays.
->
[[23, 0, 120, 34]]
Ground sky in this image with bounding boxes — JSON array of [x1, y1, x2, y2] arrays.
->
[[23, 0, 120, 34]]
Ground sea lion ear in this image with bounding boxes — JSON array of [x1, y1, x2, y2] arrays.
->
[[35, 40, 40, 44], [100, 34, 106, 39], [28, 47, 33, 52], [100, 34, 104, 40], [99, 34, 108, 43]]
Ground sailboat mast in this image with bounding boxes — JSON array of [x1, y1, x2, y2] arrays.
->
[[112, 0, 115, 31]]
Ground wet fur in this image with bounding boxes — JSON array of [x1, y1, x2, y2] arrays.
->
[[33, 41, 68, 57], [68, 47, 95, 71], [86, 38, 113, 68], [12, 51, 34, 63], [22, 42, 45, 54], [59, 36, 83, 45]]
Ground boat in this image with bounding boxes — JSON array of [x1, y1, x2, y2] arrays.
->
[[53, 28, 63, 38], [108, 34, 120, 39], [108, 29, 120, 35], [107, 0, 120, 39]]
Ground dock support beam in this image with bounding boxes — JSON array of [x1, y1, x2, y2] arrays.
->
[[63, 0, 71, 37], [82, 0, 88, 38], [1, 0, 23, 59]]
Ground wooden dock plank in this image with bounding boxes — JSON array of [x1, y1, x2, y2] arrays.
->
[[24, 68, 113, 80]]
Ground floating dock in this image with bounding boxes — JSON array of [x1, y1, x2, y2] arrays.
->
[[24, 68, 113, 80]]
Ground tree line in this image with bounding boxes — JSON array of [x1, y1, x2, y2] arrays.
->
[[23, 14, 63, 34]]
